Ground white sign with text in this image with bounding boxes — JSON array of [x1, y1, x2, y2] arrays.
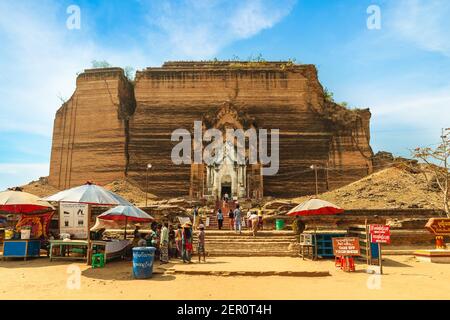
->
[[60, 203, 89, 239]]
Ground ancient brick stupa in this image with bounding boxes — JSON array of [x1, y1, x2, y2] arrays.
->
[[49, 61, 373, 199]]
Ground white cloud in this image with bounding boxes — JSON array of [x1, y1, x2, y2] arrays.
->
[[0, 0, 294, 188], [0, 1, 147, 137], [388, 0, 450, 56], [344, 82, 450, 126], [0, 0, 295, 137], [146, 0, 295, 58]]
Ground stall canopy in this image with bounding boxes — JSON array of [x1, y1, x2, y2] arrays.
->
[[44, 182, 132, 206], [287, 199, 344, 216], [90, 218, 127, 232], [98, 205, 154, 222], [0, 190, 54, 214], [97, 205, 154, 240]]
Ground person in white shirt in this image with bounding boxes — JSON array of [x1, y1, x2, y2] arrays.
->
[[250, 213, 259, 237]]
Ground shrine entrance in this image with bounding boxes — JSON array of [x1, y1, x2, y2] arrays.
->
[[221, 184, 232, 198], [220, 174, 232, 198], [189, 101, 264, 200]]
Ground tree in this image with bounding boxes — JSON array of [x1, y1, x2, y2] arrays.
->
[[324, 87, 334, 103], [412, 128, 450, 217], [124, 66, 135, 81], [91, 60, 112, 69]]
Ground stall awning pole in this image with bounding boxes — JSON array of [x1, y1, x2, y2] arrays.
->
[[124, 216, 128, 240]]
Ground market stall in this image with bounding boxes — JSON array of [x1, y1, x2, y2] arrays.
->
[[44, 182, 133, 263], [88, 205, 154, 265], [89, 217, 135, 264], [288, 198, 345, 260], [0, 190, 54, 260]]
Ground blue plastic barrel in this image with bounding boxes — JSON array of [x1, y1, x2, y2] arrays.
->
[[132, 247, 156, 279]]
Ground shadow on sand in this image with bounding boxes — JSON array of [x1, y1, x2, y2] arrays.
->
[[0, 256, 78, 269], [381, 258, 412, 268], [81, 259, 178, 282]]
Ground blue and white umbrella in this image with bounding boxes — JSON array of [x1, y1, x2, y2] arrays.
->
[[44, 182, 132, 206]]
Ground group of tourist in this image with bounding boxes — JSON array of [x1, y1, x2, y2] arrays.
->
[[216, 204, 264, 236], [133, 220, 207, 264], [129, 202, 264, 266]]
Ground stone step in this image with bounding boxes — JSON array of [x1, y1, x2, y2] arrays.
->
[[202, 231, 294, 236], [197, 235, 297, 239], [196, 246, 295, 251], [205, 250, 298, 257], [195, 242, 294, 248], [195, 239, 296, 243], [200, 247, 295, 252], [196, 239, 293, 244], [195, 238, 295, 243]]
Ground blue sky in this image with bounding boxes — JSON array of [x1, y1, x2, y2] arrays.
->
[[0, 0, 449, 190]]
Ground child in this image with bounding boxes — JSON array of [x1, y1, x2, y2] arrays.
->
[[197, 224, 206, 263], [137, 233, 147, 247]]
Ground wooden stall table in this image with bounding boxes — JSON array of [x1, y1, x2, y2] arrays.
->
[[299, 233, 317, 260], [2, 239, 41, 261], [49, 240, 89, 262]]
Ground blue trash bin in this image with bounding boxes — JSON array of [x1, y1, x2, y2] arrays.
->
[[132, 247, 156, 279]]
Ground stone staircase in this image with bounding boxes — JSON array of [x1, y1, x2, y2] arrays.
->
[[207, 200, 237, 229], [193, 230, 299, 257]]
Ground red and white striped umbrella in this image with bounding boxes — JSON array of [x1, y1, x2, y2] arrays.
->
[[0, 190, 54, 214], [97, 205, 154, 223], [287, 199, 344, 216], [97, 205, 154, 240]]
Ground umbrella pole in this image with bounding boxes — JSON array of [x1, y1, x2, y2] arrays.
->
[[124, 216, 128, 240]]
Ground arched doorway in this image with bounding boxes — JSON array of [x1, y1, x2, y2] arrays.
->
[[220, 174, 232, 198]]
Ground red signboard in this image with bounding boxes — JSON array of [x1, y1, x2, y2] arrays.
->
[[332, 237, 361, 256], [369, 225, 391, 244], [425, 218, 450, 235]]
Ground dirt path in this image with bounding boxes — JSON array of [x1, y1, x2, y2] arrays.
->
[[0, 256, 449, 299]]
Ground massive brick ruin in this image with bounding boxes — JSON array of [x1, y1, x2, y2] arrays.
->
[[49, 61, 374, 199]]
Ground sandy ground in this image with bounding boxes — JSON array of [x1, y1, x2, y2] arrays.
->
[[1, 255, 450, 300]]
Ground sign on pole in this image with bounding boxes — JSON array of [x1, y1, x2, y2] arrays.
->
[[425, 218, 450, 235], [60, 203, 89, 239], [332, 237, 361, 256], [369, 224, 391, 244]]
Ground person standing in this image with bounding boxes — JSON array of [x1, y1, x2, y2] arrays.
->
[[234, 204, 242, 234], [258, 207, 264, 230], [155, 224, 162, 260], [217, 208, 224, 230], [250, 213, 259, 237], [246, 210, 252, 230], [169, 224, 176, 258], [160, 223, 169, 264], [182, 222, 193, 263], [228, 209, 234, 231], [193, 206, 199, 230], [197, 224, 206, 263], [175, 224, 183, 259], [145, 224, 157, 247]]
